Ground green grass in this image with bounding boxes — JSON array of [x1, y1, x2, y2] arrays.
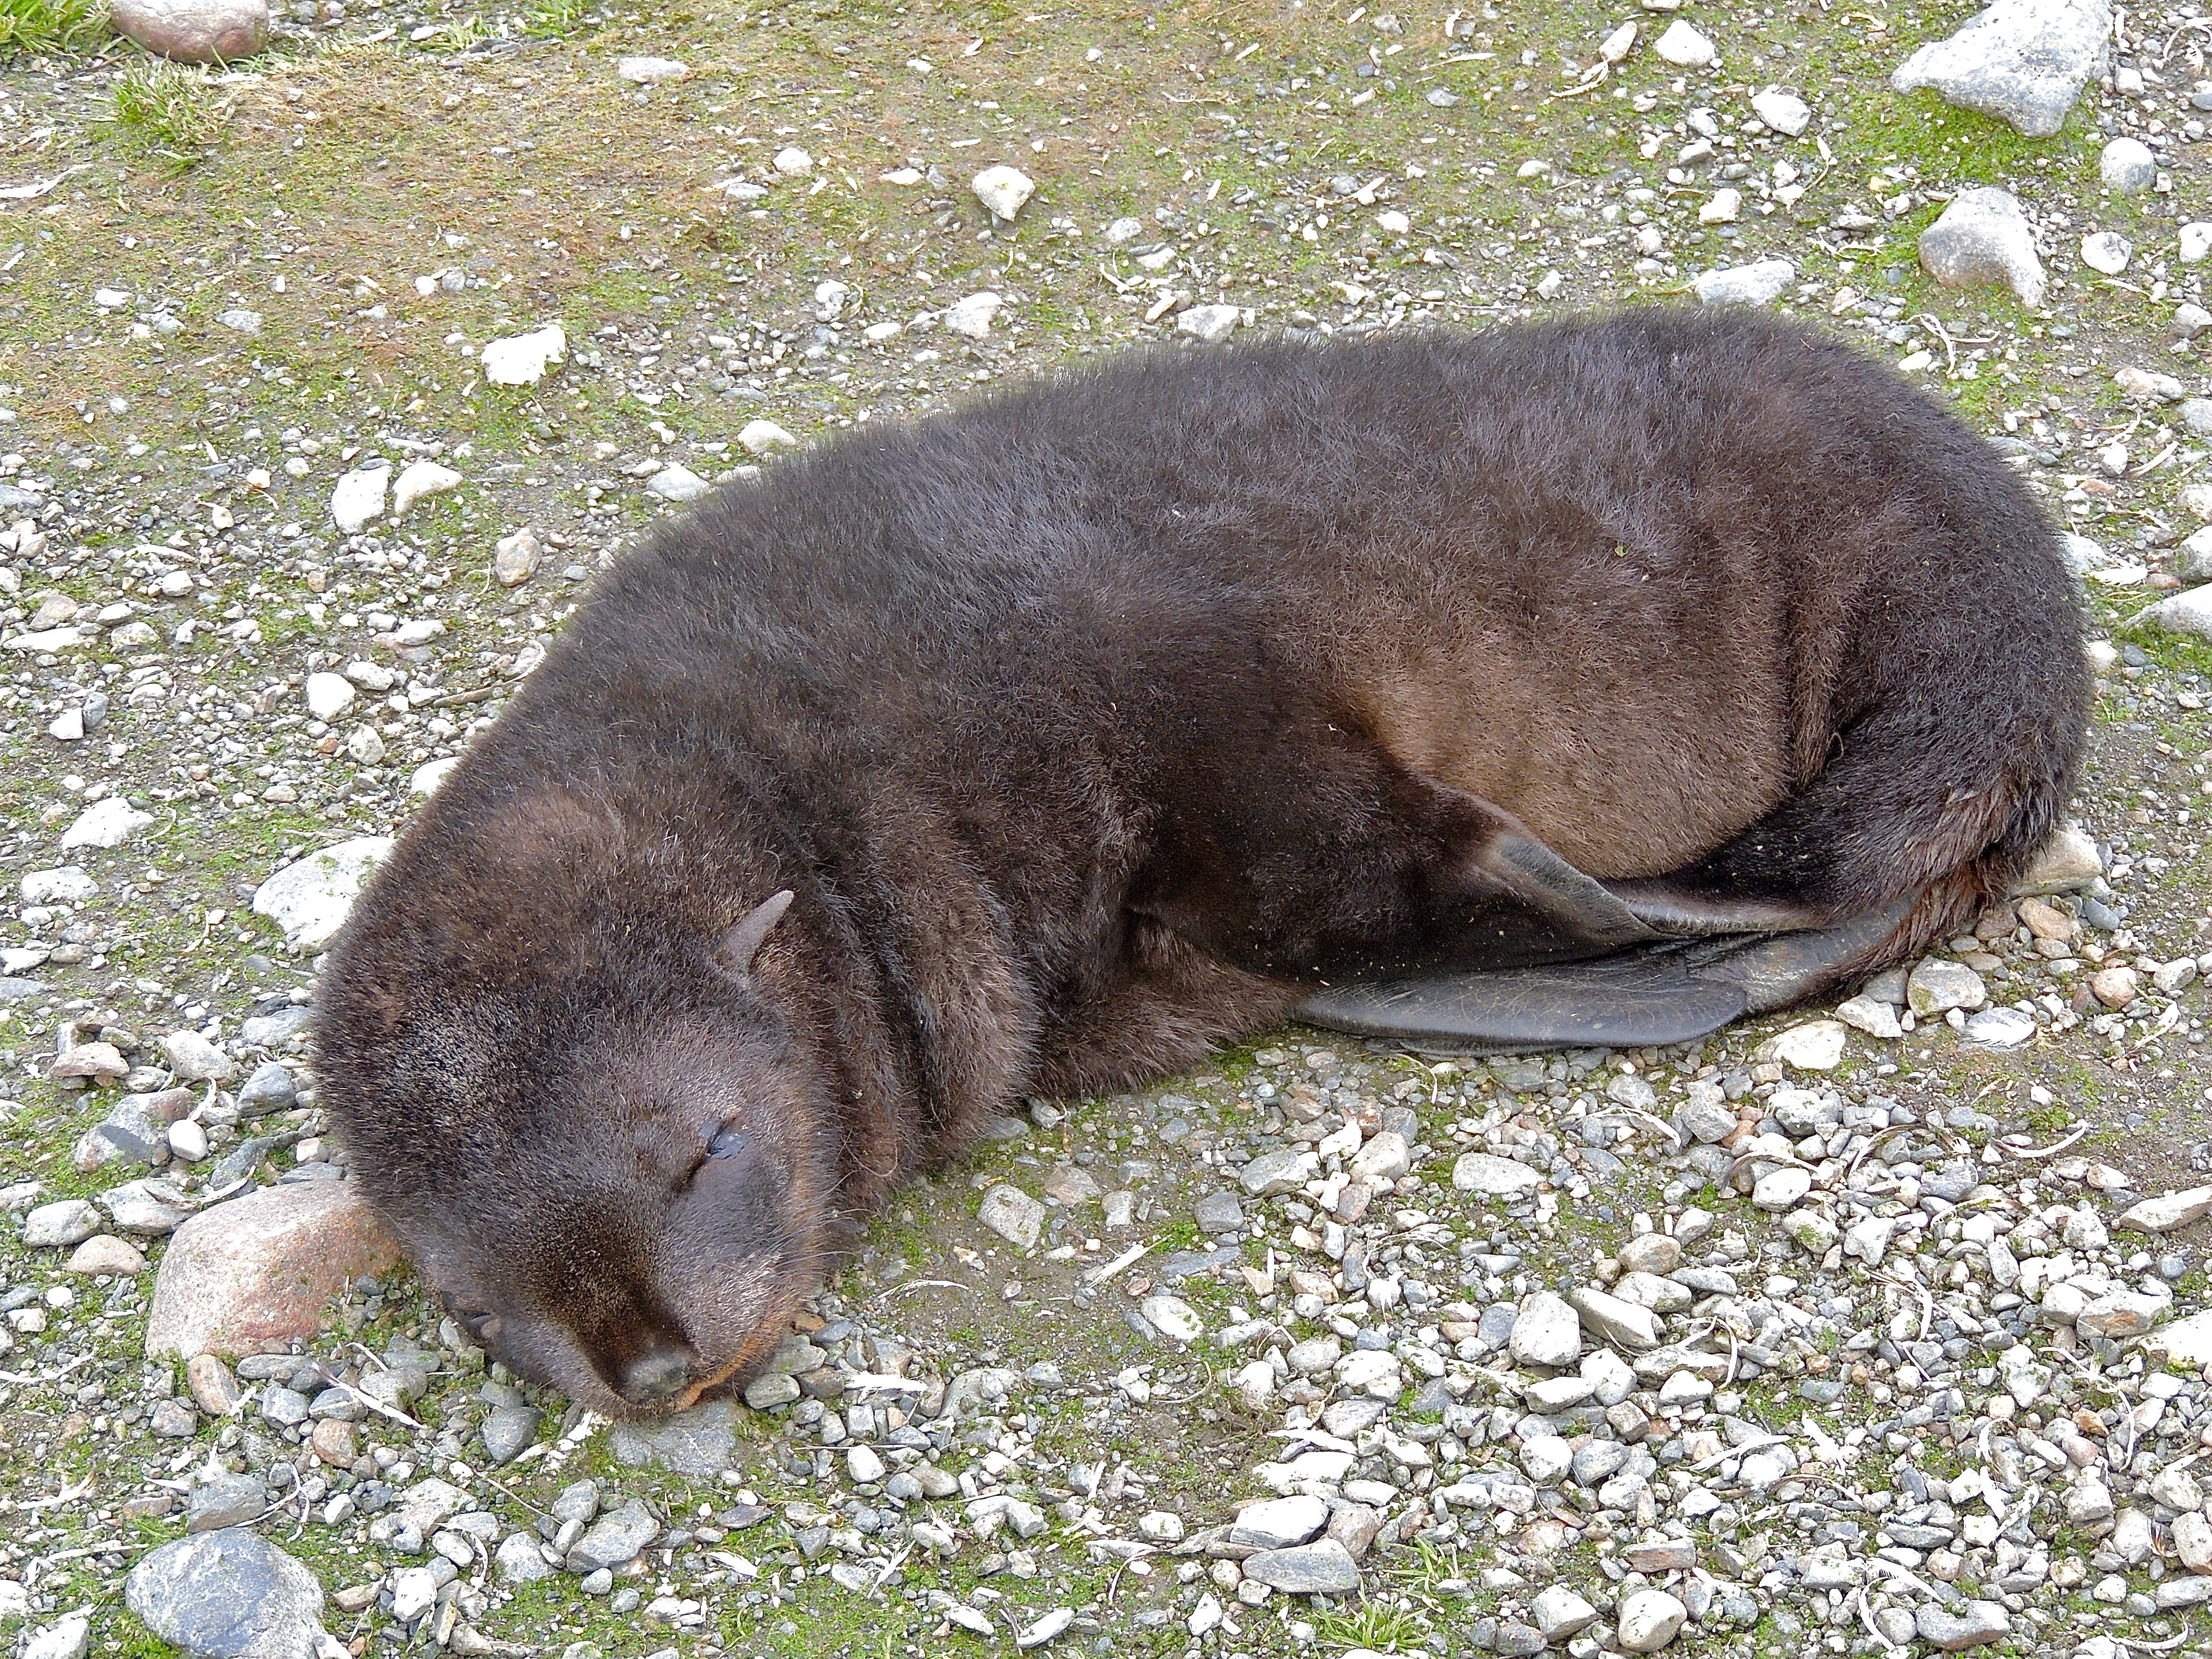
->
[[111, 61, 228, 153], [0, 0, 103, 56], [522, 0, 592, 39]]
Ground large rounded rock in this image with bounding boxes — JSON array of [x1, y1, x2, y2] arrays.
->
[[111, 0, 269, 62], [146, 1182, 401, 1360], [124, 1529, 327, 1659], [1617, 1589, 1688, 1652], [1890, 0, 2111, 137], [1918, 188, 2046, 308]]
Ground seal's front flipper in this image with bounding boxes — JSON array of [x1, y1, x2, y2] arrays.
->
[[1294, 895, 1922, 1053]]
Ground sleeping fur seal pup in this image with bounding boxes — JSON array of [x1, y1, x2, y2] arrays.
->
[[314, 309, 2088, 1415]]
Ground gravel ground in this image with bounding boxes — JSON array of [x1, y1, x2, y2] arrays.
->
[[5, 1, 2212, 1657]]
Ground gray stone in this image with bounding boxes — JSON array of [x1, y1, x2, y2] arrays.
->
[[1239, 1538, 1363, 1594], [24, 1198, 102, 1248], [1908, 958, 1986, 1015], [479, 1404, 542, 1467], [1193, 1190, 1244, 1233], [2119, 1187, 2212, 1233], [565, 1500, 658, 1571], [1569, 1285, 1663, 1348], [1692, 260, 1796, 306], [24, 1617, 90, 1659], [2099, 136, 2156, 191], [1509, 1291, 1582, 1368], [236, 1062, 299, 1115], [1750, 88, 1811, 135], [2135, 585, 2212, 641], [125, 1529, 328, 1659], [646, 464, 711, 503], [1228, 1495, 1330, 1550], [1177, 304, 1242, 343], [1890, 0, 2110, 137], [1531, 1585, 1599, 1641], [1917, 188, 2046, 307], [187, 1473, 269, 1533], [495, 1531, 554, 1585], [1617, 1590, 1688, 1653], [1453, 1152, 1543, 1197], [610, 1399, 733, 1477], [977, 1183, 1045, 1250], [1238, 1148, 1307, 1197], [1915, 1600, 2012, 1650]]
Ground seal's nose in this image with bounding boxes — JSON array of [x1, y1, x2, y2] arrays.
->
[[618, 1343, 695, 1407]]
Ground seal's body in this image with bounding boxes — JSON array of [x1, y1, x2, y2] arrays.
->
[[315, 311, 2087, 1415]]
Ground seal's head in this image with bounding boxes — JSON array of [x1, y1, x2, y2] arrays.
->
[[319, 889, 840, 1416]]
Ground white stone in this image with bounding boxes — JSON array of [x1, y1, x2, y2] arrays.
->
[[304, 673, 356, 720], [1520, 1433, 1574, 1484], [773, 147, 814, 177], [977, 1183, 1044, 1250], [1917, 187, 2046, 308], [944, 291, 1004, 339], [646, 464, 711, 502], [329, 465, 389, 534], [1334, 1348, 1404, 1399], [1753, 1166, 1814, 1211], [2080, 231, 2132, 275], [845, 1443, 885, 1484], [1139, 1294, 1203, 1343], [162, 1029, 234, 1082], [479, 324, 566, 387], [2099, 136, 2157, 192], [23, 866, 96, 903], [1835, 994, 1902, 1039], [1599, 21, 1638, 61], [23, 1616, 91, 1659], [391, 461, 462, 517], [1509, 1291, 1583, 1368], [1890, 0, 2112, 137], [409, 758, 460, 797], [1176, 304, 1242, 343], [1908, 958, 1986, 1015], [1229, 1495, 1328, 1550], [1699, 189, 1742, 225], [1693, 260, 1796, 305], [1653, 19, 1715, 64], [250, 837, 395, 950], [1768, 1020, 1846, 1070], [1617, 1589, 1689, 1652], [2182, 223, 2212, 264], [971, 165, 1036, 220], [1453, 1152, 1542, 1196], [1532, 1586, 1599, 1641], [617, 55, 688, 82], [1963, 1007, 2037, 1048], [1751, 88, 1811, 134], [2135, 585, 2212, 640], [738, 419, 798, 455], [2015, 824, 2101, 893], [60, 795, 153, 851], [2151, 1310, 2212, 1370]]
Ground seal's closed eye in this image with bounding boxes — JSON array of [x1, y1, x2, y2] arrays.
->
[[707, 1124, 751, 1159]]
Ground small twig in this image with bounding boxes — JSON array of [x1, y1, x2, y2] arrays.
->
[[1084, 1242, 1151, 1288], [873, 1278, 975, 1300], [1909, 313, 1959, 374]]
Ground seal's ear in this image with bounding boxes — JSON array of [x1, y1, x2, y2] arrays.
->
[[714, 890, 794, 981]]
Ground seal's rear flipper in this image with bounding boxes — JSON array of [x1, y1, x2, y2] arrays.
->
[[1294, 897, 1918, 1053]]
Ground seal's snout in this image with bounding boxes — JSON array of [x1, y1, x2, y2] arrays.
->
[[617, 1341, 697, 1407]]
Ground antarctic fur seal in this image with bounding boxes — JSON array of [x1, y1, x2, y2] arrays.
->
[[314, 309, 2088, 1415]]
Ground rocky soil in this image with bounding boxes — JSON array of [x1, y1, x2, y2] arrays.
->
[[5, 0, 2212, 1657]]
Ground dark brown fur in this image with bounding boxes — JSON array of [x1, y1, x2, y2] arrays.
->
[[313, 309, 2088, 1414]]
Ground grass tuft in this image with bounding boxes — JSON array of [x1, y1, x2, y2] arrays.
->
[[0, 0, 105, 58], [111, 60, 228, 152], [522, 0, 589, 38]]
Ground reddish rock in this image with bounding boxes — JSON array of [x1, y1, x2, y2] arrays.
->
[[110, 0, 270, 61], [146, 1182, 400, 1360]]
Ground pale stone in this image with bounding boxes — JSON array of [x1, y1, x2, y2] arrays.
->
[[1139, 1294, 1203, 1343], [479, 324, 566, 387], [66, 1233, 147, 1275], [2135, 585, 2212, 640], [1751, 88, 1811, 134], [1908, 959, 1986, 1015], [1617, 1589, 1688, 1652], [2015, 825, 2101, 893], [2080, 231, 2133, 274], [1570, 1285, 1663, 1347], [60, 795, 154, 851], [1767, 1020, 1846, 1070], [1890, 0, 2111, 137], [617, 54, 688, 82], [1836, 995, 1903, 1039], [739, 419, 798, 455], [2100, 136, 2156, 191], [773, 146, 814, 177], [971, 164, 1036, 220], [391, 460, 462, 518], [1453, 1152, 1542, 1196], [493, 529, 541, 587], [1653, 19, 1716, 64], [977, 1183, 1045, 1250], [944, 291, 1004, 338], [162, 1028, 235, 1082], [646, 464, 711, 502], [2117, 1187, 2212, 1233], [1917, 188, 2046, 308], [329, 465, 388, 534], [250, 837, 394, 950], [304, 673, 355, 720], [1509, 1290, 1583, 1368], [1693, 260, 1796, 305], [1229, 1495, 1329, 1550], [1176, 304, 1242, 343]]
